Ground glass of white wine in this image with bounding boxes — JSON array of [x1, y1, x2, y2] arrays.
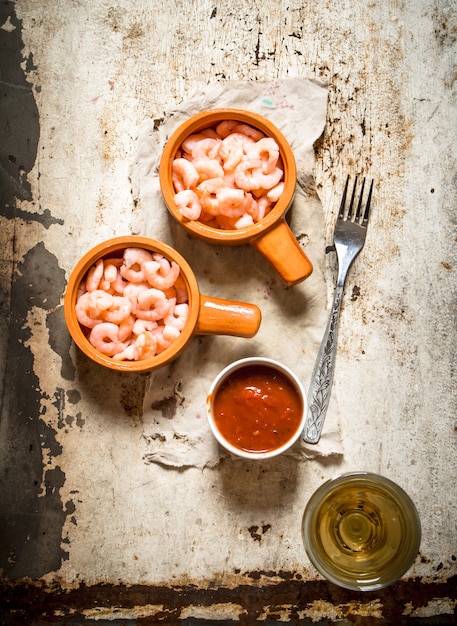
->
[[302, 472, 421, 591]]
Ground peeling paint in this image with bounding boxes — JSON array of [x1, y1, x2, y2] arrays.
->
[[0, 243, 71, 578], [0, 576, 456, 624], [0, 0, 39, 207], [403, 597, 457, 619]]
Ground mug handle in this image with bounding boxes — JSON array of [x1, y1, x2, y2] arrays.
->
[[195, 295, 261, 338], [250, 220, 313, 285]]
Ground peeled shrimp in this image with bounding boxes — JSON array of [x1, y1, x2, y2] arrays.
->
[[232, 123, 265, 141], [76, 248, 189, 361], [113, 326, 158, 361], [118, 314, 135, 342], [234, 214, 255, 229], [133, 331, 157, 360], [136, 288, 172, 321], [144, 256, 181, 291], [216, 187, 245, 218], [89, 322, 128, 357], [190, 137, 221, 160], [120, 248, 153, 283], [171, 121, 284, 229], [112, 344, 136, 361], [197, 176, 225, 195], [174, 189, 202, 221], [85, 259, 104, 292], [75, 291, 104, 328], [243, 192, 259, 219], [215, 120, 238, 138], [132, 318, 157, 335], [234, 159, 283, 192], [100, 258, 123, 291], [153, 324, 181, 354], [256, 195, 273, 221], [192, 157, 225, 181], [88, 289, 114, 313], [102, 296, 132, 324], [165, 302, 189, 331], [75, 289, 114, 329], [123, 282, 149, 314], [246, 137, 279, 174], [219, 133, 252, 172], [174, 274, 188, 304], [200, 127, 220, 140], [181, 133, 207, 154], [112, 270, 128, 295], [197, 177, 225, 215], [266, 182, 285, 203], [172, 158, 199, 192]]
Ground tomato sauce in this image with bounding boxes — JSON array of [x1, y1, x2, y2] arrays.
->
[[213, 364, 303, 454]]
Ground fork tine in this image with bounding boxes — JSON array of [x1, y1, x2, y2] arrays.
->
[[338, 176, 350, 218], [362, 179, 374, 226], [354, 177, 366, 222], [346, 175, 358, 220]]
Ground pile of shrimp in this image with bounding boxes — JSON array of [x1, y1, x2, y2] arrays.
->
[[172, 120, 284, 230], [75, 248, 188, 361]]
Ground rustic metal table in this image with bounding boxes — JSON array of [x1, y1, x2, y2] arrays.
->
[[1, 0, 456, 623]]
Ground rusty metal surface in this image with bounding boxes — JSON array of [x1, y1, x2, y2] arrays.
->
[[2, 572, 456, 626], [1, 576, 457, 624], [1, 0, 456, 623]]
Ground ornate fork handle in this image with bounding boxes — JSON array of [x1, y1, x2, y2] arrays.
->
[[303, 176, 373, 444], [302, 281, 344, 444]]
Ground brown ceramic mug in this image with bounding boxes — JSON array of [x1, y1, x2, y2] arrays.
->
[[63, 236, 262, 373], [159, 108, 313, 286]]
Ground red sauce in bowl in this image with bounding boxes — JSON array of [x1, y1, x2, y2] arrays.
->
[[212, 364, 303, 454]]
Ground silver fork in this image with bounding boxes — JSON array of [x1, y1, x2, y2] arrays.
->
[[303, 175, 374, 444]]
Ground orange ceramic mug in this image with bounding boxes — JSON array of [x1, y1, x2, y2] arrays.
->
[[159, 108, 313, 286], [63, 236, 262, 373]]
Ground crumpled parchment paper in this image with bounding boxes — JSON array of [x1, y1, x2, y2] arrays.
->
[[130, 78, 344, 469]]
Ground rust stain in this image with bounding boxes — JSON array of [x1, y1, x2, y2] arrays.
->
[[432, 4, 457, 49], [126, 22, 145, 40], [248, 524, 272, 542], [100, 120, 116, 164], [106, 6, 123, 32], [0, 575, 456, 624], [95, 196, 107, 226], [350, 284, 361, 301]]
